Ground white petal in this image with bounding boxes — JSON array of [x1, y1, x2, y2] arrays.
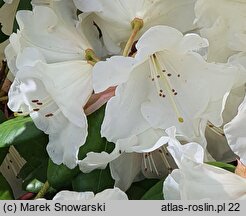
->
[[79, 151, 119, 173], [76, 0, 196, 53], [174, 33, 209, 55], [136, 26, 183, 61], [47, 119, 87, 169], [224, 96, 246, 164], [101, 61, 151, 142], [94, 188, 128, 200], [79, 135, 138, 172], [16, 48, 93, 127], [53, 188, 128, 200], [93, 56, 135, 93], [53, 191, 95, 200], [15, 5, 91, 62], [180, 161, 246, 200], [129, 128, 167, 153], [73, 0, 102, 12], [163, 169, 182, 200], [110, 153, 142, 191]]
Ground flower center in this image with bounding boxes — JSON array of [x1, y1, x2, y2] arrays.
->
[[149, 53, 184, 123], [143, 146, 173, 176]]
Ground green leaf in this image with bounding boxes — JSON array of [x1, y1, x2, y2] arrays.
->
[[141, 179, 164, 200], [20, 159, 48, 190], [0, 110, 6, 123], [47, 159, 79, 190], [206, 161, 236, 173], [126, 179, 159, 200], [47, 106, 114, 189], [0, 1, 5, 7], [0, 147, 8, 164], [0, 173, 14, 200], [0, 27, 8, 43], [0, 116, 46, 148], [72, 166, 114, 193], [79, 105, 114, 159]]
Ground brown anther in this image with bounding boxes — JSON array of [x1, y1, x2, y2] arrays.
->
[[151, 78, 154, 81], [119, 150, 122, 154], [159, 149, 163, 153], [162, 70, 166, 72], [160, 90, 163, 93], [37, 102, 43, 105], [45, 113, 54, 117], [31, 100, 39, 103], [33, 108, 40, 112], [172, 89, 175, 92], [174, 92, 178, 96], [157, 75, 160, 78], [177, 74, 181, 77], [167, 73, 172, 77]]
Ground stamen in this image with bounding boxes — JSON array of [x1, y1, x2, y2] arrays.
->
[[207, 122, 225, 137], [147, 153, 153, 173], [149, 154, 160, 176], [159, 147, 172, 173], [144, 154, 148, 172], [150, 54, 184, 123], [31, 100, 39, 103]]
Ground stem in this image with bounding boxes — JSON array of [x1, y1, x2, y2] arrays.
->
[[85, 49, 100, 65], [123, 18, 144, 57], [34, 181, 50, 199]]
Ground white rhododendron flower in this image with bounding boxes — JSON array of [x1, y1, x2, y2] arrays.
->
[[52, 188, 128, 200], [195, 0, 246, 62], [74, 0, 197, 53], [163, 127, 246, 200], [5, 0, 101, 74], [8, 47, 93, 168], [93, 26, 243, 148]]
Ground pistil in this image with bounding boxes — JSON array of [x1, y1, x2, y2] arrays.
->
[[123, 18, 144, 57]]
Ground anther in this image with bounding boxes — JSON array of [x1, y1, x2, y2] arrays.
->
[[31, 100, 39, 103], [37, 102, 43, 105], [45, 113, 54, 117], [167, 73, 172, 77], [119, 150, 122, 154], [33, 108, 40, 112], [178, 117, 184, 123], [174, 92, 178, 96], [157, 75, 160, 78]]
